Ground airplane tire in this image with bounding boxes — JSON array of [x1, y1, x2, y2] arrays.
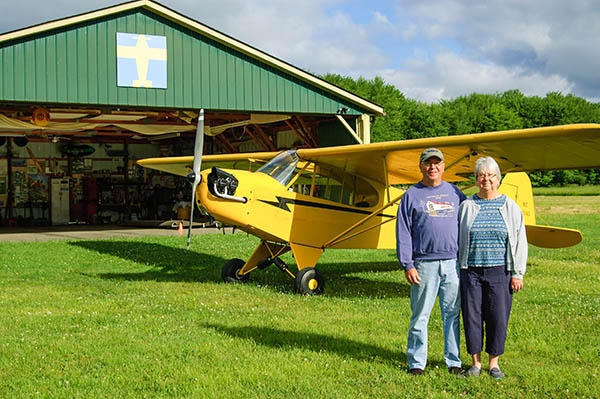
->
[[222, 258, 249, 283], [295, 267, 324, 295]]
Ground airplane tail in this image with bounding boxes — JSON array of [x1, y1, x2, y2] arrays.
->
[[498, 172, 582, 248]]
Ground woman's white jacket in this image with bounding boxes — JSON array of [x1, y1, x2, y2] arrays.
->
[[458, 195, 528, 279]]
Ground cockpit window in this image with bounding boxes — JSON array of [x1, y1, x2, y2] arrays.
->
[[308, 166, 379, 207], [257, 150, 299, 186], [258, 150, 379, 207]]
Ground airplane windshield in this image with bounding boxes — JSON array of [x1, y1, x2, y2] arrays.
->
[[257, 150, 299, 186]]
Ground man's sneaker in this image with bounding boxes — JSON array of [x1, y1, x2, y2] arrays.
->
[[489, 367, 505, 380], [409, 368, 423, 376], [448, 367, 464, 377], [464, 366, 481, 377]]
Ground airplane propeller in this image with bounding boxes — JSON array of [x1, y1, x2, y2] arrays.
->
[[186, 109, 204, 250]]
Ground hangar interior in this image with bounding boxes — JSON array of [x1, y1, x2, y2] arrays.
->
[[0, 0, 382, 227]]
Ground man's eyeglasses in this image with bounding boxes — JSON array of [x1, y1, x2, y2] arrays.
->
[[422, 160, 444, 167]]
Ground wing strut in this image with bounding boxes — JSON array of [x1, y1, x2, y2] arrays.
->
[[383, 154, 391, 203]]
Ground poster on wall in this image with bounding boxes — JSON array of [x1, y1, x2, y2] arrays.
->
[[28, 174, 48, 203], [0, 176, 7, 207], [27, 159, 48, 204], [12, 159, 28, 206], [0, 159, 7, 207]]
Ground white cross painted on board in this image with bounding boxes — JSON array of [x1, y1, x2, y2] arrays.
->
[[116, 34, 167, 88]]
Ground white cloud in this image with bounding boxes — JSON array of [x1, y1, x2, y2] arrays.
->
[[394, 0, 600, 101], [379, 50, 573, 103], [173, 0, 388, 73], [372, 11, 393, 28], [0, 0, 389, 75], [1, 0, 599, 103], [0, 0, 115, 33]]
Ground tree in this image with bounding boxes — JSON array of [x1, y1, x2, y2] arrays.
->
[[320, 73, 600, 185], [321, 74, 412, 142]]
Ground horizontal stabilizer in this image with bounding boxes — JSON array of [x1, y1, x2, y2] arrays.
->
[[525, 224, 582, 248]]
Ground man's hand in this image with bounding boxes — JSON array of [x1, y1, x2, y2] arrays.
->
[[511, 278, 523, 292], [405, 268, 421, 285]]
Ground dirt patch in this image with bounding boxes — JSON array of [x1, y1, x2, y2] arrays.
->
[[534, 196, 600, 215]]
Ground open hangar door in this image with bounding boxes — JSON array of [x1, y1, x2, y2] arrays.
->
[[0, 105, 369, 227]]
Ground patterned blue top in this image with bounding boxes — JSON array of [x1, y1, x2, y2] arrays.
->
[[467, 194, 508, 267]]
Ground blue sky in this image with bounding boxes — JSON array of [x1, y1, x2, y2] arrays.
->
[[1, 0, 599, 103]]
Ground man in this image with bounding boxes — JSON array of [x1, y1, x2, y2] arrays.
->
[[396, 148, 466, 376]]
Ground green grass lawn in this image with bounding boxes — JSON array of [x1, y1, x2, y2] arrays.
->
[[1, 197, 599, 398], [532, 185, 600, 196]]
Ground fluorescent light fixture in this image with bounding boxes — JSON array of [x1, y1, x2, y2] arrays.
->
[[149, 132, 181, 141]]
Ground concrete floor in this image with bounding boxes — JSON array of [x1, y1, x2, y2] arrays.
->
[[0, 223, 235, 242]]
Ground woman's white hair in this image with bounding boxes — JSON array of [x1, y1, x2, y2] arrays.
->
[[474, 157, 502, 183]]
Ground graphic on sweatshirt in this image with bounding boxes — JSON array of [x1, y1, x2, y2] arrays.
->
[[422, 194, 456, 217]]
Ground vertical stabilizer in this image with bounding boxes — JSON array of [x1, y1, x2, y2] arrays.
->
[[498, 172, 536, 225], [499, 172, 582, 248]]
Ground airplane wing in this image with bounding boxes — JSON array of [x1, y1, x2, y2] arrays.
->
[[138, 124, 600, 185], [296, 123, 600, 185], [137, 151, 279, 176]]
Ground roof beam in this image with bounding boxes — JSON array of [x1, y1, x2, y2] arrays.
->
[[249, 124, 277, 151], [335, 115, 362, 144], [285, 119, 315, 148], [215, 134, 238, 153], [243, 126, 271, 151], [294, 116, 317, 147]]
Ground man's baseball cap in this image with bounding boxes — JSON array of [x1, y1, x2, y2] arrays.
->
[[419, 148, 444, 163]]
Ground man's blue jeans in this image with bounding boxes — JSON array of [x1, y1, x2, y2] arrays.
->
[[407, 259, 461, 370]]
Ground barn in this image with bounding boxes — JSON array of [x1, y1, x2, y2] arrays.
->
[[0, 0, 383, 226]]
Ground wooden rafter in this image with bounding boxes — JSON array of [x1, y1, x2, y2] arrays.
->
[[295, 116, 318, 147], [284, 119, 314, 148], [215, 134, 238, 153], [0, 103, 332, 150], [243, 126, 270, 151], [294, 117, 316, 147], [250, 124, 277, 151]]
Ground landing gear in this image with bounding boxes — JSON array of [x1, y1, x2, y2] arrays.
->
[[295, 267, 324, 295], [221, 258, 249, 283], [256, 257, 274, 269], [221, 241, 326, 295]]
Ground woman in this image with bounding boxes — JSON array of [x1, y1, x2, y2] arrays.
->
[[458, 157, 527, 379]]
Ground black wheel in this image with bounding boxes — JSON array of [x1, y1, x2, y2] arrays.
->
[[222, 258, 249, 283], [295, 267, 324, 295]]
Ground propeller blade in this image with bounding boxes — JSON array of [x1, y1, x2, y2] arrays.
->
[[192, 109, 204, 180], [187, 109, 204, 250]]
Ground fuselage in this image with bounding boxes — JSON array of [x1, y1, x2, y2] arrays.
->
[[197, 166, 402, 250]]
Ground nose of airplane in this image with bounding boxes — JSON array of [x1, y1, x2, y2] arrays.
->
[[206, 167, 247, 203], [186, 170, 202, 186]]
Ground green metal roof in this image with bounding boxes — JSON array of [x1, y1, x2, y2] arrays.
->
[[0, 0, 383, 116]]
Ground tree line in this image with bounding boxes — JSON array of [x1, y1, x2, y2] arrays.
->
[[323, 73, 600, 186]]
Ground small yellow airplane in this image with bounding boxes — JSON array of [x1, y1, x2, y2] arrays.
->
[[139, 115, 600, 294]]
